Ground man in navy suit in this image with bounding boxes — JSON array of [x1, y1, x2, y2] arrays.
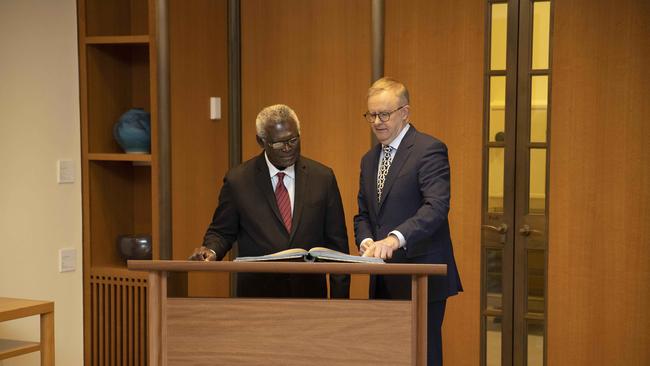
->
[[190, 104, 350, 299], [355, 77, 462, 366]]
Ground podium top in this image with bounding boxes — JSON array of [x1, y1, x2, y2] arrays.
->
[[128, 260, 447, 276]]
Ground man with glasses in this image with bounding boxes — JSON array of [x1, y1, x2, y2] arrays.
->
[[190, 104, 350, 299], [355, 78, 462, 366]]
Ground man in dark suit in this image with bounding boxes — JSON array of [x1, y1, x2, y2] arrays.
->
[[354, 78, 462, 366], [190, 104, 350, 299]]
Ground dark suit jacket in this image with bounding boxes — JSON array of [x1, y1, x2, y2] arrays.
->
[[203, 153, 350, 298], [354, 125, 462, 301]]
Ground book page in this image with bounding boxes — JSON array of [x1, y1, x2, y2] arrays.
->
[[234, 248, 308, 262], [307, 247, 384, 264]]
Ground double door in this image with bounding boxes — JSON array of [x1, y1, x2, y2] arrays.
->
[[481, 1, 552, 365]]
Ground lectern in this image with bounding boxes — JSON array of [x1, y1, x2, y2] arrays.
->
[[128, 260, 446, 366]]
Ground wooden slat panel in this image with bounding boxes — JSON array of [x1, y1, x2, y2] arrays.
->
[[384, 1, 484, 365], [126, 283, 135, 365], [548, 1, 650, 365], [90, 272, 148, 365], [91, 282, 97, 366], [122, 283, 127, 366], [166, 298, 411, 366], [99, 282, 105, 364], [241, 0, 372, 299], [110, 283, 115, 365], [140, 285, 146, 366]]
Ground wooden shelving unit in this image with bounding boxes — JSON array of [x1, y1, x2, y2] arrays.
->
[[0, 298, 54, 365], [0, 339, 41, 361], [77, 0, 159, 364]]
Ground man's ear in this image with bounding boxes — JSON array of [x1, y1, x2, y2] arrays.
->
[[256, 135, 265, 148], [402, 105, 410, 121]]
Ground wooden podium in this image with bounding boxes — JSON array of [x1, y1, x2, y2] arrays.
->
[[128, 260, 446, 366]]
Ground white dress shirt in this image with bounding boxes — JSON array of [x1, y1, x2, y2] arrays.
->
[[362, 124, 411, 249]]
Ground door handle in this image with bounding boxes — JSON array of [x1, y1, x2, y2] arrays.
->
[[481, 223, 508, 234], [518, 224, 543, 236]]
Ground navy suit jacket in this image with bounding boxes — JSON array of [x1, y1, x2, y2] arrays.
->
[[354, 125, 462, 301], [203, 153, 350, 298]]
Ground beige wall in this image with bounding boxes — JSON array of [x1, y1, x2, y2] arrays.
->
[[0, 1, 83, 365]]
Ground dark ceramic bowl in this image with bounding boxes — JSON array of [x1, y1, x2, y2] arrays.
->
[[118, 234, 152, 261]]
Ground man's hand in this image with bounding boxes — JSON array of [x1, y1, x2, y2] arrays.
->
[[359, 239, 375, 256], [362, 235, 399, 259], [188, 246, 217, 261]]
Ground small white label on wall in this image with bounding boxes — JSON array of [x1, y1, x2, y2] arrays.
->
[[57, 160, 74, 183], [210, 97, 221, 120], [59, 248, 76, 273]]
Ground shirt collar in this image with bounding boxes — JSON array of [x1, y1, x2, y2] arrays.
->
[[264, 152, 295, 180], [386, 123, 411, 150]]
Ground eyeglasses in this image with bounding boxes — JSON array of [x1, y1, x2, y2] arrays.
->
[[363, 105, 407, 123], [264, 136, 300, 150]]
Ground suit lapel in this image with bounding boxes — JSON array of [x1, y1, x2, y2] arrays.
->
[[290, 158, 307, 241], [378, 126, 416, 208], [254, 154, 285, 230]]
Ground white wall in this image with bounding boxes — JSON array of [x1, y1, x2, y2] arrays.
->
[[0, 1, 83, 365]]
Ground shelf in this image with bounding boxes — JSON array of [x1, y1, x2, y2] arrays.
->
[[89, 161, 152, 268], [86, 43, 150, 153], [88, 153, 151, 162], [84, 0, 149, 37], [85, 35, 149, 44], [0, 339, 40, 361]]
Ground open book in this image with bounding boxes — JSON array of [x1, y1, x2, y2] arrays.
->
[[234, 247, 384, 264]]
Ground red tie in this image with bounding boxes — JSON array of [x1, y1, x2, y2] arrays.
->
[[275, 172, 292, 232]]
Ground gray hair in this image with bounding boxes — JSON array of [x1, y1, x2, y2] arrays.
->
[[367, 77, 410, 105], [255, 104, 301, 139]]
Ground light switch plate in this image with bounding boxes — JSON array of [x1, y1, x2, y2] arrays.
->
[[59, 248, 76, 272], [57, 160, 74, 183], [210, 97, 221, 120]]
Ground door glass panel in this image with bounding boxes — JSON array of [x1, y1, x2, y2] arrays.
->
[[530, 75, 548, 143], [527, 320, 544, 366], [486, 315, 502, 366], [531, 1, 551, 70], [528, 148, 546, 214], [491, 3, 508, 71], [527, 249, 545, 313], [490, 76, 506, 142], [486, 248, 503, 311], [488, 147, 505, 213]]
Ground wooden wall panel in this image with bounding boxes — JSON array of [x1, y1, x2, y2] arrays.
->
[[548, 1, 650, 365], [384, 1, 484, 365], [170, 0, 230, 297], [166, 298, 411, 365], [241, 0, 372, 298]]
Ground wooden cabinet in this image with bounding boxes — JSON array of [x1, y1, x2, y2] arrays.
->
[[77, 0, 159, 364]]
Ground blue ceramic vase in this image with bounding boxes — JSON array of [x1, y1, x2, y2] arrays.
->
[[113, 108, 151, 153]]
